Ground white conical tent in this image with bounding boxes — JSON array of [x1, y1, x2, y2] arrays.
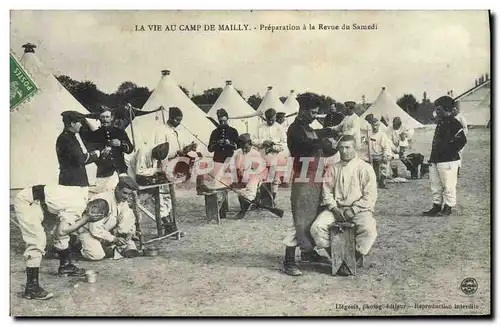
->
[[257, 86, 288, 115], [457, 81, 491, 126], [126, 70, 213, 155], [10, 46, 98, 190], [283, 90, 299, 115], [361, 87, 424, 129], [208, 81, 260, 135]]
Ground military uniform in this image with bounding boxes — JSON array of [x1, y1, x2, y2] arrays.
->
[[56, 129, 99, 187], [85, 126, 134, 195], [424, 96, 467, 216]]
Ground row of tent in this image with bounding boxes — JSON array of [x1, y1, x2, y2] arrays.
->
[[10, 45, 486, 190]]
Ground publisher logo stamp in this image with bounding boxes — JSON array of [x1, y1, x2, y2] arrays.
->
[[460, 278, 478, 295]]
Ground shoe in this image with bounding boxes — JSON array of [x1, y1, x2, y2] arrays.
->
[[423, 203, 442, 216], [58, 263, 86, 277], [378, 183, 388, 189], [336, 263, 353, 276], [301, 250, 331, 265], [122, 248, 140, 258], [438, 204, 452, 216], [24, 284, 54, 300], [24, 267, 54, 300], [283, 263, 302, 276], [355, 251, 365, 267]]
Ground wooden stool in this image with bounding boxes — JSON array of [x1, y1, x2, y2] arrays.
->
[[202, 190, 228, 225], [329, 221, 359, 276], [133, 183, 182, 244]]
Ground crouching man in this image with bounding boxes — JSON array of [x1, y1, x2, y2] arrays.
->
[[78, 176, 140, 260], [14, 185, 106, 300], [310, 135, 378, 275]]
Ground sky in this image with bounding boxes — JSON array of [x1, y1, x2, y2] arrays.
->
[[10, 10, 491, 104]]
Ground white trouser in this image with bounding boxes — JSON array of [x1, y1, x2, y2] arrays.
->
[[429, 161, 460, 207], [13, 186, 87, 267], [310, 209, 378, 255], [79, 205, 137, 260], [79, 233, 137, 261], [89, 172, 119, 196]]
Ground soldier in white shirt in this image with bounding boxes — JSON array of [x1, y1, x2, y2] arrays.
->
[[151, 107, 196, 233], [14, 184, 105, 300], [310, 135, 378, 276], [77, 176, 139, 260], [368, 119, 393, 189], [331, 101, 362, 149], [253, 108, 288, 201], [386, 117, 414, 177], [231, 133, 266, 219]]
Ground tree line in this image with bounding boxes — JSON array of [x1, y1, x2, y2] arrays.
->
[[56, 75, 437, 125]]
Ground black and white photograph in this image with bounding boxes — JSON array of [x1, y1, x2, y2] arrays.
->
[[9, 9, 491, 316]]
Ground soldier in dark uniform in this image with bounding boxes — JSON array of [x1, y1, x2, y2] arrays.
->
[[56, 111, 101, 188], [208, 108, 239, 164], [423, 96, 467, 217], [282, 94, 337, 276], [85, 106, 134, 195]]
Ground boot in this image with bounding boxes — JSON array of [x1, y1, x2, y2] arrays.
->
[[392, 167, 399, 178], [24, 267, 54, 300], [423, 203, 442, 217], [438, 204, 452, 216], [235, 197, 251, 219], [57, 248, 86, 276], [283, 246, 302, 276], [355, 250, 365, 267], [378, 177, 388, 189], [301, 250, 331, 265]]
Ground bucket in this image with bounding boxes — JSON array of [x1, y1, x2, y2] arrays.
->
[[85, 270, 97, 283]]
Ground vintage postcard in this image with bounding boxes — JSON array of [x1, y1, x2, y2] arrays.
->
[[9, 10, 491, 316]]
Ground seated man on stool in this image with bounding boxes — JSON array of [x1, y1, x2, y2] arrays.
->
[[230, 133, 265, 219], [77, 176, 140, 260], [134, 142, 187, 236], [310, 135, 378, 276]]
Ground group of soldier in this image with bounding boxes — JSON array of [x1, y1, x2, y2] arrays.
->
[[13, 91, 467, 299]]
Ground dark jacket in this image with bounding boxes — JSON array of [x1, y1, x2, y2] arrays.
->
[[84, 127, 134, 177], [429, 117, 467, 163], [208, 125, 239, 163], [56, 130, 99, 186], [287, 116, 336, 179]]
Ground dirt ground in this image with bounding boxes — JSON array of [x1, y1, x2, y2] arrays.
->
[[10, 128, 491, 316]]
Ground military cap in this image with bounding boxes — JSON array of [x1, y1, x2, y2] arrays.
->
[[116, 175, 139, 190], [276, 112, 286, 118], [365, 113, 376, 124], [216, 108, 229, 119], [169, 106, 183, 118], [61, 110, 86, 121], [296, 94, 321, 111], [265, 108, 277, 119], [434, 96, 456, 111], [152, 142, 170, 161], [344, 101, 356, 109]]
